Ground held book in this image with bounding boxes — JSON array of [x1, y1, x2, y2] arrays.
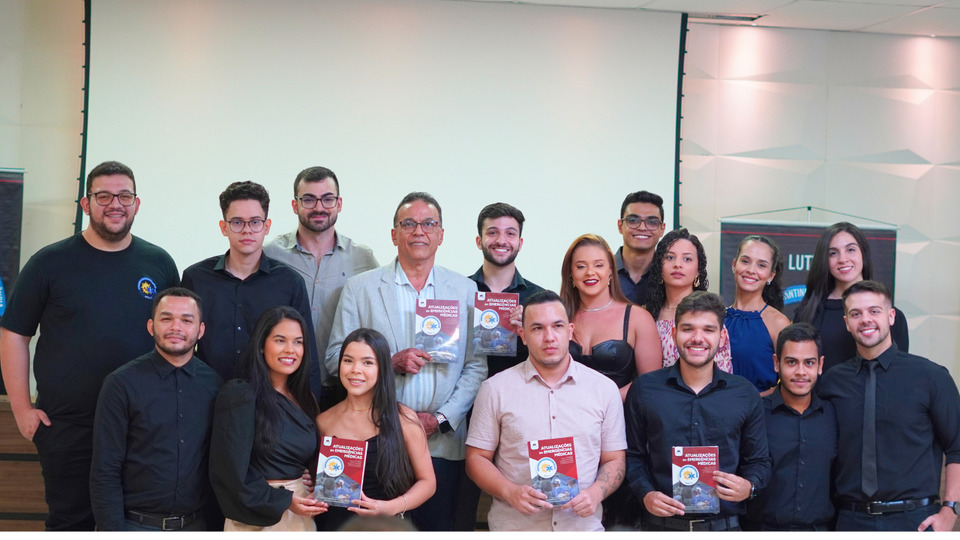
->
[[528, 436, 579, 505], [314, 436, 368, 508], [671, 445, 720, 514], [415, 299, 460, 363], [472, 291, 519, 357]]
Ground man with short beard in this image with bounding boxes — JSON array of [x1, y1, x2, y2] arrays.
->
[[819, 280, 960, 531], [744, 323, 836, 531], [90, 288, 223, 530], [264, 166, 377, 409], [0, 160, 180, 530], [624, 291, 770, 531]]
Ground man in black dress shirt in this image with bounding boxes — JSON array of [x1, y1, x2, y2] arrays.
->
[[819, 280, 960, 531], [90, 288, 223, 531], [181, 181, 318, 396], [614, 190, 665, 307], [745, 323, 836, 531], [625, 291, 771, 531]]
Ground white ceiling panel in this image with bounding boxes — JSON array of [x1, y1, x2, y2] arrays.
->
[[757, 1, 921, 31], [866, 6, 960, 36]]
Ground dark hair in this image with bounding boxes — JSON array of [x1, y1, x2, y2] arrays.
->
[[219, 181, 270, 218], [841, 279, 892, 308], [794, 222, 874, 324], [393, 192, 442, 227], [476, 202, 525, 236], [151, 287, 203, 320], [87, 160, 136, 193], [734, 235, 785, 311], [293, 166, 339, 196], [521, 289, 564, 325], [559, 234, 629, 319], [337, 328, 415, 499], [644, 228, 709, 320], [239, 306, 319, 457], [620, 190, 664, 220], [675, 291, 726, 327], [775, 322, 822, 359]]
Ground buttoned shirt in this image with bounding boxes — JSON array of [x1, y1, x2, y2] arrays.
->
[[264, 231, 378, 385], [615, 247, 653, 307], [181, 252, 317, 386], [466, 358, 626, 531], [746, 387, 837, 528], [625, 364, 771, 519], [818, 344, 960, 503], [393, 261, 439, 412], [467, 267, 545, 378], [90, 351, 223, 530]]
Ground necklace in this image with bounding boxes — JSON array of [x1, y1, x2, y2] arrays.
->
[[582, 299, 613, 312], [347, 404, 371, 412]]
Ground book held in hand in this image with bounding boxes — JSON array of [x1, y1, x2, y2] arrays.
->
[[314, 436, 368, 508], [528, 436, 579, 505], [415, 299, 460, 363], [472, 291, 519, 357], [671, 445, 720, 513]]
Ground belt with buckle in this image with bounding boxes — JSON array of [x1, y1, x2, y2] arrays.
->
[[125, 509, 198, 530], [844, 497, 938, 515], [644, 514, 739, 531]]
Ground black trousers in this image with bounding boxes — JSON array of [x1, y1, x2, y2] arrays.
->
[[32, 420, 96, 530]]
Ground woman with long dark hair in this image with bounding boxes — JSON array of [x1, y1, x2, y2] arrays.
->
[[726, 235, 791, 393], [793, 222, 908, 371], [209, 306, 324, 531], [315, 328, 435, 531], [559, 234, 661, 401], [645, 228, 732, 372]]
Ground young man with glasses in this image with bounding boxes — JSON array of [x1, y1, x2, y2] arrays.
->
[[326, 192, 485, 531], [264, 166, 378, 409], [181, 181, 317, 396], [615, 191, 666, 307], [0, 161, 179, 530]]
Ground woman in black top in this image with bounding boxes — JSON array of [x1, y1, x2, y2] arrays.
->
[[210, 306, 323, 530], [315, 328, 435, 531], [793, 222, 909, 371]]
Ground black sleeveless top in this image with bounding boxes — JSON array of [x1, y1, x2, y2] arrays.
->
[[569, 305, 636, 388], [319, 436, 389, 531]]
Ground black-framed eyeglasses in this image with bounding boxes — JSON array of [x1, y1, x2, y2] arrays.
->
[[296, 195, 340, 209], [226, 218, 266, 233], [396, 219, 440, 234], [623, 215, 662, 229], [88, 191, 137, 206]]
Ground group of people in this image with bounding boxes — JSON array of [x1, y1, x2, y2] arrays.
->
[[0, 161, 956, 532]]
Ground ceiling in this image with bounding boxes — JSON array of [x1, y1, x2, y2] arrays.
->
[[461, 0, 960, 37]]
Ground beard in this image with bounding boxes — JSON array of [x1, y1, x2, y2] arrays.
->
[[481, 245, 519, 267], [155, 333, 199, 357], [677, 343, 718, 369], [299, 210, 338, 234], [89, 212, 134, 243]]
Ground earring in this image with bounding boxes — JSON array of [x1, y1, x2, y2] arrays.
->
[[766, 280, 771, 285], [694, 277, 700, 288]]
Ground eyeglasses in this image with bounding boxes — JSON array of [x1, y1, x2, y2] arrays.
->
[[226, 218, 266, 233], [296, 195, 340, 209], [396, 219, 440, 234], [622, 215, 663, 229], [88, 191, 137, 206]]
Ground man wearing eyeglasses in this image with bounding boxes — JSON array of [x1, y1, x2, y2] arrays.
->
[[264, 167, 377, 410], [326, 192, 485, 531], [181, 181, 317, 393], [616, 191, 666, 307], [0, 161, 179, 530]]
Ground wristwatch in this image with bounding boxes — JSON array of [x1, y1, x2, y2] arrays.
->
[[944, 501, 959, 516], [434, 412, 452, 434], [749, 482, 758, 500]]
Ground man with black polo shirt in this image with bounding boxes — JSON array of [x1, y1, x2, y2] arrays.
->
[[468, 202, 544, 378], [90, 288, 223, 531], [625, 291, 771, 531], [181, 181, 318, 395], [819, 280, 960, 531], [0, 161, 180, 530], [615, 191, 665, 307], [744, 323, 836, 531]]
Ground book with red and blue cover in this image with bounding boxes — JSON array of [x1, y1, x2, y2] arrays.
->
[[671, 445, 720, 513], [314, 436, 368, 508], [415, 299, 460, 363], [528, 436, 579, 505], [472, 291, 519, 357]]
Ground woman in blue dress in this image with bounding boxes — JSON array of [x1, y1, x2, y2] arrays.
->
[[726, 235, 790, 393]]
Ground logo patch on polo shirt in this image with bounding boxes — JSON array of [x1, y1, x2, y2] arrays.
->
[[138, 277, 158, 299]]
